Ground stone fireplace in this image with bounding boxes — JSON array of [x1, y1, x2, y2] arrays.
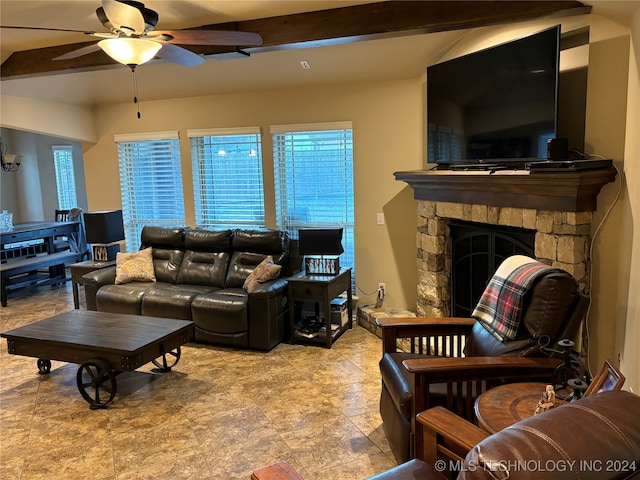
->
[[415, 201, 592, 317], [357, 167, 617, 338], [396, 168, 617, 318]]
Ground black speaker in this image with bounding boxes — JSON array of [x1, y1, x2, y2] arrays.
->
[[547, 138, 569, 160]]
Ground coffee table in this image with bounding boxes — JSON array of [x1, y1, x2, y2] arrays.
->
[[1, 310, 194, 409]]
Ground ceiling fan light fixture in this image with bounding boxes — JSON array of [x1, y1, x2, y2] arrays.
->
[[98, 38, 161, 66]]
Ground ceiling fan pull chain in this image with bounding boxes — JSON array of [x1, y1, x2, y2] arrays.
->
[[131, 66, 142, 119]]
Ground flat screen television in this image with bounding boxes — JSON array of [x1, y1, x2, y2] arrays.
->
[[427, 25, 561, 167]]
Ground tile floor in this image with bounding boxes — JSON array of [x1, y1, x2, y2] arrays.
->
[[0, 283, 397, 479]]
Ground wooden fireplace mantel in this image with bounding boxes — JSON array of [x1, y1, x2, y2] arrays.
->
[[394, 167, 617, 212]]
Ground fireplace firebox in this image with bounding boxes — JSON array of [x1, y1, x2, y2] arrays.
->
[[450, 221, 535, 317]]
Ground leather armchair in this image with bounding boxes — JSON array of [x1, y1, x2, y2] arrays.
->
[[369, 390, 640, 480], [378, 258, 588, 463]]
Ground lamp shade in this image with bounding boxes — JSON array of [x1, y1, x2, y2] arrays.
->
[[298, 228, 344, 256], [85, 210, 125, 244], [98, 38, 161, 66]]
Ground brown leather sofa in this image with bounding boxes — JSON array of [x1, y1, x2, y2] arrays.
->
[[369, 390, 640, 480], [83, 226, 291, 350]]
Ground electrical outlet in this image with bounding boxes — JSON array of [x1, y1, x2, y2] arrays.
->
[[376, 283, 385, 308], [377, 213, 385, 225]]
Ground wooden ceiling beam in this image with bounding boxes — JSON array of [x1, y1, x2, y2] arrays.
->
[[1, 1, 590, 79]]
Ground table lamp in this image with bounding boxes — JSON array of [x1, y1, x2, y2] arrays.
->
[[298, 228, 344, 275], [84, 210, 125, 261]]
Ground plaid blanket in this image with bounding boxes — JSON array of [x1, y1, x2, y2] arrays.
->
[[472, 255, 562, 342]]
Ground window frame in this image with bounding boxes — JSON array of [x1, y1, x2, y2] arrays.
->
[[271, 121, 355, 276], [52, 145, 78, 210], [114, 131, 185, 251], [188, 127, 266, 230]]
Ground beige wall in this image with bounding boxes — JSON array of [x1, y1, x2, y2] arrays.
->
[[85, 80, 422, 309], [620, 8, 640, 394]]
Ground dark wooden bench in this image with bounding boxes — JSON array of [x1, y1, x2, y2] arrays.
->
[[1, 251, 84, 307]]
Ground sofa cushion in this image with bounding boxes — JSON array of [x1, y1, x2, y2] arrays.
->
[[191, 288, 249, 333], [96, 281, 160, 314], [115, 247, 156, 284], [178, 251, 231, 287], [141, 284, 217, 320], [140, 226, 185, 249], [225, 251, 272, 288], [243, 255, 282, 293], [185, 228, 232, 251], [176, 229, 232, 287], [140, 226, 186, 284], [231, 229, 290, 266]]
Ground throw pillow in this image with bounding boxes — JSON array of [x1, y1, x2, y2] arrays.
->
[[243, 256, 282, 293], [115, 247, 156, 285]]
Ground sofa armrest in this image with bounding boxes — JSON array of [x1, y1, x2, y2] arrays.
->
[[248, 277, 288, 298], [247, 277, 289, 350], [376, 317, 476, 355], [82, 266, 116, 311]]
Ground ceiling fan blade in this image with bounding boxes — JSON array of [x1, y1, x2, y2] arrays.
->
[[149, 29, 263, 46], [53, 43, 103, 60], [102, 0, 146, 34], [156, 43, 205, 67], [0, 25, 95, 34]]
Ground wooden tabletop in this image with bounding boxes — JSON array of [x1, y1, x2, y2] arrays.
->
[[2, 310, 193, 353], [474, 382, 565, 433]]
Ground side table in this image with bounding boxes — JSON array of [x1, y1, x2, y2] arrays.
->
[[70, 260, 115, 309], [288, 268, 353, 348], [474, 382, 566, 433]]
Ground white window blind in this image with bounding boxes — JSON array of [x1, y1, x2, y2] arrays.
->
[[271, 122, 355, 272], [114, 131, 185, 251], [188, 127, 265, 229], [52, 146, 78, 210]]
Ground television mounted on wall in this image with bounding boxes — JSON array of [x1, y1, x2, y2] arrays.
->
[[427, 25, 561, 168]]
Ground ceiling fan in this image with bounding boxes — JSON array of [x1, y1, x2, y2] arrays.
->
[[1, 0, 263, 69]]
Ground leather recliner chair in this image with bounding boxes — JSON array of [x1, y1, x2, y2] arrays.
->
[[368, 390, 640, 480], [377, 256, 588, 463]]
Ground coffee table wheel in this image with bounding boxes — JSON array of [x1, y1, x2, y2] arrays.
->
[[76, 359, 117, 409], [151, 346, 181, 372], [37, 359, 51, 375]]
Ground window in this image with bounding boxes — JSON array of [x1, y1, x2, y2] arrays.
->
[[53, 146, 78, 210], [272, 122, 354, 273], [114, 131, 185, 251], [188, 127, 265, 229]]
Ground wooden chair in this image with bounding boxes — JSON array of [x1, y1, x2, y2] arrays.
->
[[377, 256, 589, 463], [54, 209, 71, 252]]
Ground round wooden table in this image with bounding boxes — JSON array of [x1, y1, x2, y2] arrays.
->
[[474, 382, 565, 433]]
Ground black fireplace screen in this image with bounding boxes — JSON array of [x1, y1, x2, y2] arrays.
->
[[450, 221, 535, 317]]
